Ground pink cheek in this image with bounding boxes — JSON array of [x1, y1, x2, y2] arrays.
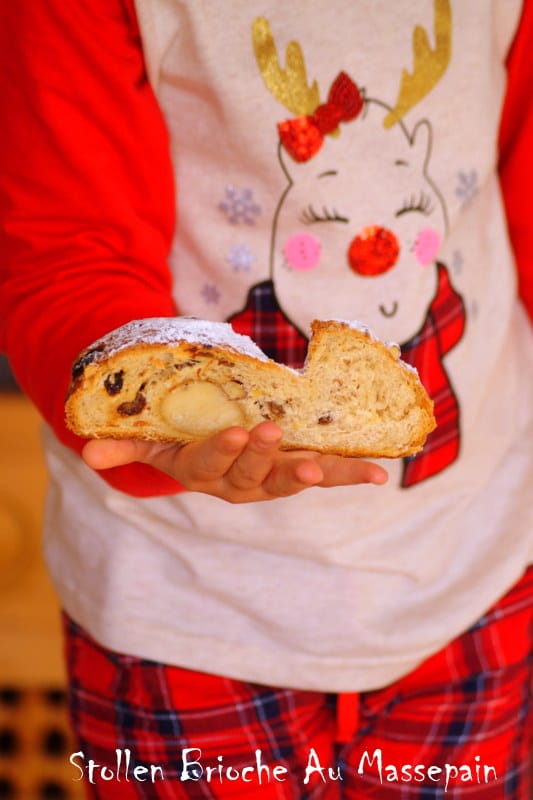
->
[[414, 228, 441, 266], [283, 233, 322, 271]]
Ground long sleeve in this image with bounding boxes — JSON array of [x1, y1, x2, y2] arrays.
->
[[0, 0, 183, 496], [499, 0, 533, 323]]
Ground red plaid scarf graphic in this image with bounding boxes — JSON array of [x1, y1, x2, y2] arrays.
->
[[228, 263, 466, 488], [400, 263, 466, 487], [228, 281, 309, 367]]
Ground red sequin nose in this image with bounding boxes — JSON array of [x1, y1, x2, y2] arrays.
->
[[348, 226, 400, 276]]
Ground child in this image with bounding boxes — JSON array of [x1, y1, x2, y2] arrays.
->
[[1, 1, 532, 797]]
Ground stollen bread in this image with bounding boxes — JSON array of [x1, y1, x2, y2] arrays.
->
[[65, 317, 436, 458]]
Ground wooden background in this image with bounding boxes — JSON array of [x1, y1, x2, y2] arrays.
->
[[0, 369, 84, 799]]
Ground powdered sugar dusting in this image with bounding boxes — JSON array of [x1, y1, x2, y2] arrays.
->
[[89, 317, 270, 362], [328, 317, 394, 345], [79, 316, 421, 382]]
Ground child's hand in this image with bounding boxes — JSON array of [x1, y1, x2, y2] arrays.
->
[[82, 422, 388, 503]]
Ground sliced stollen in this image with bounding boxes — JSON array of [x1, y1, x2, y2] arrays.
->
[[65, 317, 436, 458]]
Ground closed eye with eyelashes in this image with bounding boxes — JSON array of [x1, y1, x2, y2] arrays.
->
[[300, 205, 350, 224], [395, 191, 434, 217]]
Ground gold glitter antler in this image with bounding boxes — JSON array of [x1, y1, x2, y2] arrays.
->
[[252, 17, 320, 116], [383, 0, 451, 129]]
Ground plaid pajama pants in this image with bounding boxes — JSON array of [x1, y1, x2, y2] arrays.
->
[[65, 567, 533, 799]]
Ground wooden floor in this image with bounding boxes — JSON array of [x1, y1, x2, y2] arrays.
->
[[0, 394, 84, 798]]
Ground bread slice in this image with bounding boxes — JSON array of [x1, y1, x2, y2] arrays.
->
[[65, 317, 436, 458]]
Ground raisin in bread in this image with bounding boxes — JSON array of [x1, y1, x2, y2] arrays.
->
[[65, 317, 436, 458]]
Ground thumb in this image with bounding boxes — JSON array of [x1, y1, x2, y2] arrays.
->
[[82, 438, 162, 470]]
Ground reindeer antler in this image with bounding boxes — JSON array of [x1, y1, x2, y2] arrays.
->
[[252, 17, 320, 116], [384, 0, 451, 129]]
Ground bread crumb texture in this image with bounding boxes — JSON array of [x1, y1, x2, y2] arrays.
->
[[65, 317, 436, 458]]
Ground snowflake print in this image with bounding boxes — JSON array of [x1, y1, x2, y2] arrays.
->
[[201, 283, 221, 304], [455, 170, 478, 208], [226, 244, 255, 272], [219, 185, 261, 225]]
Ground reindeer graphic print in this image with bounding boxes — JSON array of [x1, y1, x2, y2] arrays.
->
[[229, 1, 466, 488]]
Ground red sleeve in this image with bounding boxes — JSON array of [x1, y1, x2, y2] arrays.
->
[[498, 0, 533, 323], [0, 0, 183, 496]]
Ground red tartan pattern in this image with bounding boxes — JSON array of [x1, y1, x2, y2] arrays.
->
[[228, 281, 309, 369], [228, 267, 466, 488], [64, 567, 533, 798], [400, 263, 466, 487]]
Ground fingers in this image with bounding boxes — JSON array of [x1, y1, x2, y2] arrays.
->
[[169, 427, 251, 485], [260, 453, 387, 497], [82, 428, 252, 481], [213, 423, 325, 498], [223, 422, 283, 489], [314, 455, 389, 487], [81, 427, 389, 503], [259, 455, 323, 498], [147, 423, 323, 499], [175, 423, 309, 497], [82, 438, 166, 470], [171, 423, 323, 500]]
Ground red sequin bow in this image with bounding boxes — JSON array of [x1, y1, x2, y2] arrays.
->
[[278, 72, 364, 163]]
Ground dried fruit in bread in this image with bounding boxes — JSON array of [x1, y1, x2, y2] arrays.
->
[[65, 317, 436, 458]]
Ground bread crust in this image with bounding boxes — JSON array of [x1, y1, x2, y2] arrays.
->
[[65, 317, 436, 458]]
